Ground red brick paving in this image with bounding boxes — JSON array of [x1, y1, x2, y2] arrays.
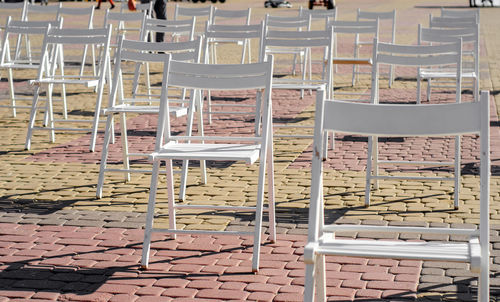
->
[[0, 223, 421, 301]]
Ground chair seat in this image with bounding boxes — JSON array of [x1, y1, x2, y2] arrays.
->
[[150, 142, 261, 164], [30, 78, 100, 88], [313, 238, 479, 268], [102, 104, 188, 118], [420, 69, 476, 79]]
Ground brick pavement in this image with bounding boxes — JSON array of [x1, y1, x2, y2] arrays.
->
[[1, 0, 500, 301]]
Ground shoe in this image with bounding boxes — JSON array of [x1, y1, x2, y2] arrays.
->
[[95, 6, 100, 9], [110, 4, 115, 9]]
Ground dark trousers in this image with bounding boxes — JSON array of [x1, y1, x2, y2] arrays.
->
[[141, 0, 167, 42]]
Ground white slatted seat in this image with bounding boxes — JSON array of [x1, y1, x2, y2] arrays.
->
[[96, 36, 203, 199], [0, 17, 62, 117], [370, 38, 463, 208], [354, 9, 396, 87], [141, 55, 276, 273], [418, 24, 480, 102], [304, 89, 491, 302], [0, 0, 27, 55], [429, 15, 478, 29], [328, 20, 378, 102], [25, 26, 112, 152]]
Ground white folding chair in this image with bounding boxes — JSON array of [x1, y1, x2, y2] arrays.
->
[[141, 55, 276, 273], [96, 36, 203, 198], [370, 38, 463, 208], [418, 24, 480, 102], [304, 89, 491, 302], [174, 4, 213, 36], [328, 20, 378, 102], [104, 9, 146, 54], [25, 26, 112, 152], [208, 8, 251, 64], [56, 6, 96, 79], [354, 9, 396, 87], [0, 0, 27, 55], [203, 22, 264, 124], [0, 17, 62, 117], [263, 14, 311, 83]]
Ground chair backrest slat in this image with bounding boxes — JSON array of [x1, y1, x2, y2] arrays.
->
[[322, 100, 481, 136]]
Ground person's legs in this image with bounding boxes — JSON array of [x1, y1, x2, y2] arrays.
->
[[154, 0, 166, 42], [96, 0, 103, 9], [109, 0, 115, 9]]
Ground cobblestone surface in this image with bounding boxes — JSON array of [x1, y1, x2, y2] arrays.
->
[[0, 0, 500, 300]]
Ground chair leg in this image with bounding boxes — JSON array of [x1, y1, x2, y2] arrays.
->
[[47, 83, 56, 143], [25, 85, 42, 150], [120, 112, 131, 182], [304, 261, 316, 302], [267, 139, 276, 242], [417, 74, 422, 104], [7, 68, 16, 117], [141, 160, 162, 270], [364, 136, 374, 207], [454, 135, 461, 209], [96, 113, 115, 198], [89, 67, 108, 152], [166, 159, 177, 238], [315, 254, 326, 302], [426, 78, 432, 102]]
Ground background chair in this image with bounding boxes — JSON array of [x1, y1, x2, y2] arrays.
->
[[263, 14, 311, 78], [329, 19, 378, 102], [418, 24, 480, 102], [174, 4, 213, 36], [370, 38, 463, 208], [97, 36, 203, 199], [0, 17, 62, 117], [354, 9, 396, 87], [25, 26, 112, 152], [56, 6, 96, 79], [120, 1, 153, 17], [304, 89, 490, 302], [141, 55, 276, 273], [208, 7, 252, 64]]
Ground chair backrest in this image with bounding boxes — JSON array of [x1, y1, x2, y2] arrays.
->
[[260, 26, 334, 97], [120, 1, 153, 17], [109, 36, 202, 106], [156, 55, 274, 145], [264, 14, 311, 31], [328, 19, 379, 60], [211, 7, 251, 25], [298, 6, 336, 27], [370, 37, 462, 103], [24, 2, 61, 20], [174, 4, 213, 35], [57, 6, 95, 29], [0, 1, 27, 23], [429, 15, 477, 29], [140, 16, 195, 42], [104, 10, 146, 43], [204, 21, 264, 63], [357, 9, 396, 43], [35, 26, 112, 82], [0, 17, 62, 64], [440, 7, 479, 22]]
